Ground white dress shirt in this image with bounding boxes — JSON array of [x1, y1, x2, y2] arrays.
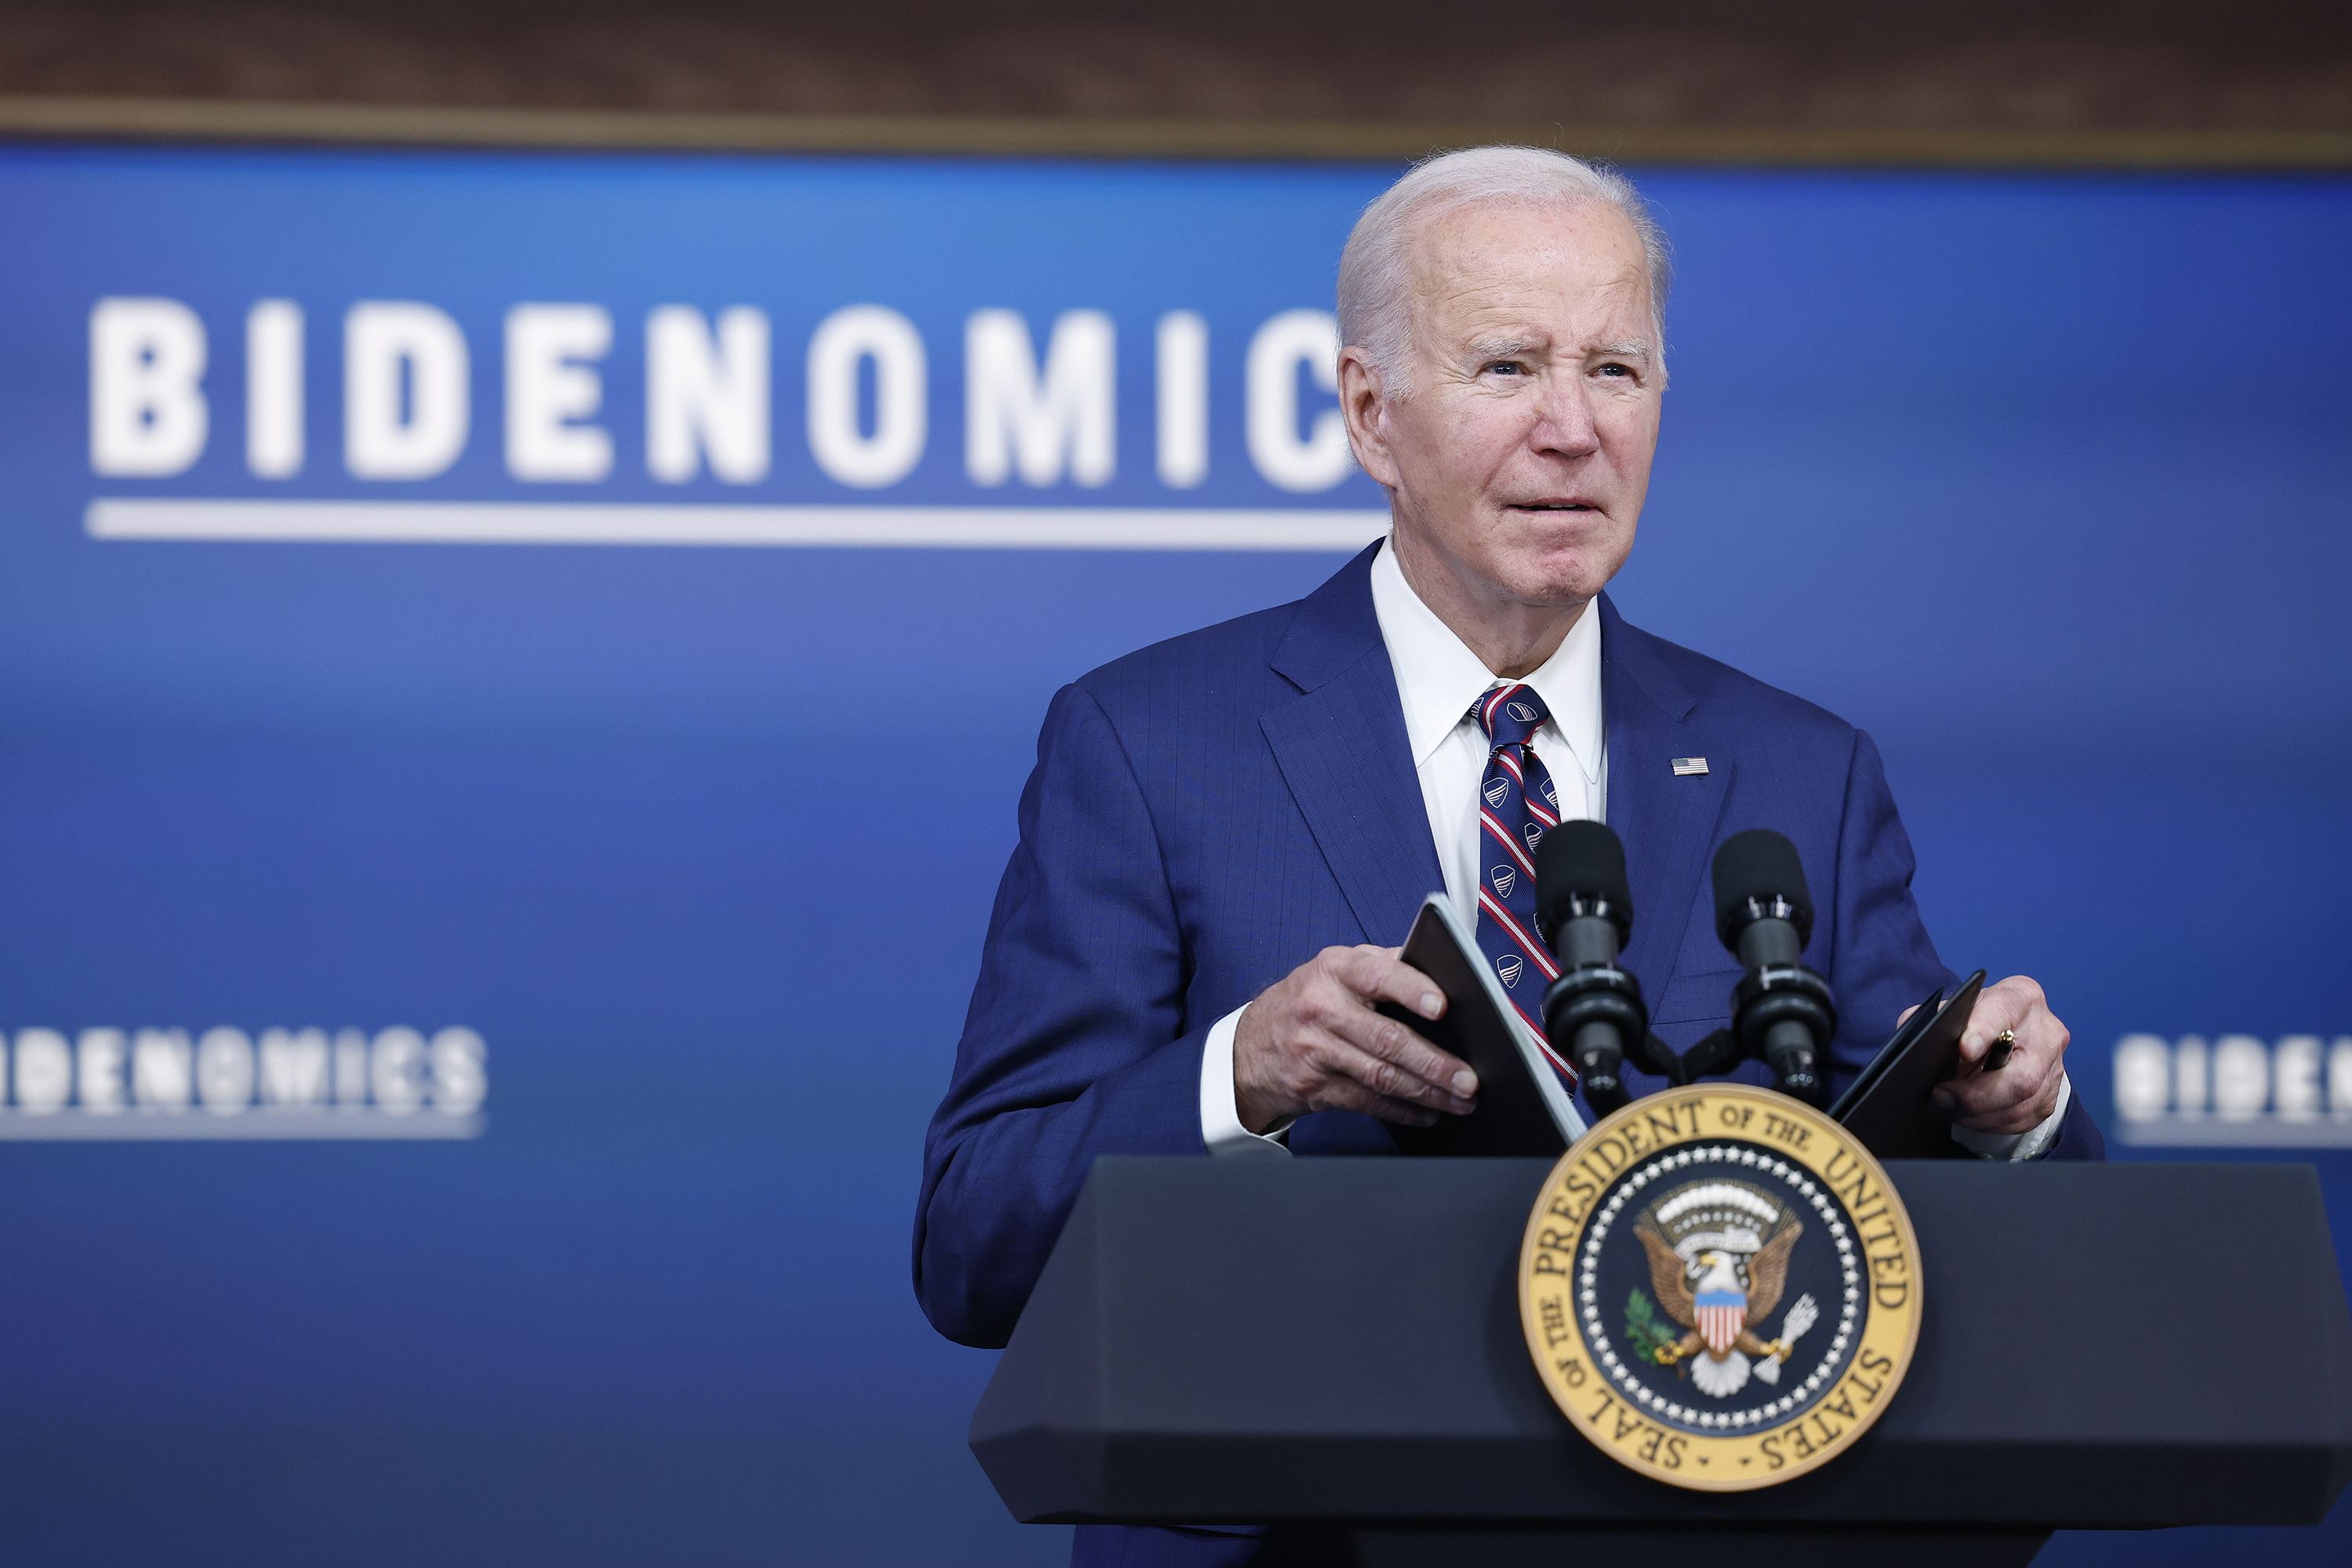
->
[[1199, 537, 2067, 1160]]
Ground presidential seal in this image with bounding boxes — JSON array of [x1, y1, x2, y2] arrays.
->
[[1518, 1083, 1922, 1491]]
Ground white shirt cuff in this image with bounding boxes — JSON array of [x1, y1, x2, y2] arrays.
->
[[1200, 1005, 1294, 1157], [1950, 1072, 2072, 1161]]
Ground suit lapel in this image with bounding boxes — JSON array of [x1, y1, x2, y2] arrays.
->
[[1602, 596, 1733, 986], [1257, 568, 1731, 967], [1261, 546, 1444, 947]]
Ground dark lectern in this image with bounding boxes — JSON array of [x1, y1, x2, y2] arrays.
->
[[972, 1158, 2352, 1566]]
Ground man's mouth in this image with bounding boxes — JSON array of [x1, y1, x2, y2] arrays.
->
[[1508, 501, 1596, 512]]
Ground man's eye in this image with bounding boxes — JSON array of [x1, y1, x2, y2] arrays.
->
[[1486, 361, 1526, 376], [1596, 362, 1632, 378]]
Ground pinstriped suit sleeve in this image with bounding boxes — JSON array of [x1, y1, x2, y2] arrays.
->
[[915, 681, 1210, 1348]]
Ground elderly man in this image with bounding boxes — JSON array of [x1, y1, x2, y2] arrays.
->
[[918, 145, 2102, 1566]]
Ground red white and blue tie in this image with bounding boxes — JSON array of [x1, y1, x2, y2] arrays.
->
[[1471, 684, 1577, 1081]]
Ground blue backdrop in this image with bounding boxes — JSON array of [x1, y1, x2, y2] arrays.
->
[[0, 144, 2345, 1566]]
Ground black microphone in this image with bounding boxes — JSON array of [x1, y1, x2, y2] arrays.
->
[[1535, 821, 1652, 1116], [1710, 829, 1838, 1105]]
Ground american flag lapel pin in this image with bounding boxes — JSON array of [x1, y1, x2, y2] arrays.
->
[[1671, 757, 1709, 776]]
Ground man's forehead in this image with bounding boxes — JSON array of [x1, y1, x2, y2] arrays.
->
[[1405, 202, 1652, 341]]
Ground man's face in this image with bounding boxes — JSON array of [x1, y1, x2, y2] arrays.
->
[[1343, 200, 1662, 612]]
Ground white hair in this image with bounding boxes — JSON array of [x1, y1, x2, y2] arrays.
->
[[1337, 145, 1672, 397]]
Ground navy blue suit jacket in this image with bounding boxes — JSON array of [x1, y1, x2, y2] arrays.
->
[[917, 544, 2102, 1351]]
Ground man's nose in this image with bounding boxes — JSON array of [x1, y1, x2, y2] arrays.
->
[[1529, 374, 1601, 457]]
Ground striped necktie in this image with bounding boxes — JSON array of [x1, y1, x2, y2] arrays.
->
[[1470, 683, 1578, 1082]]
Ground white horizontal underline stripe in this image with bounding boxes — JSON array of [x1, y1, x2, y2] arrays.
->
[[86, 499, 1392, 551], [2113, 1115, 2352, 1149], [0, 1110, 485, 1140]]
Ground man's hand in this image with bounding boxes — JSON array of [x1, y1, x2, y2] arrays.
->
[[1233, 945, 1479, 1134], [1905, 975, 2070, 1135]]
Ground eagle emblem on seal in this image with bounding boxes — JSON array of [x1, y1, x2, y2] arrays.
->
[[1631, 1179, 1820, 1399]]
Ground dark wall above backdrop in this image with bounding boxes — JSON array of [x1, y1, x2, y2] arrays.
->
[[0, 0, 2348, 158]]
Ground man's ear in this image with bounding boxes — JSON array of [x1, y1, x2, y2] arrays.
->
[[1338, 348, 1400, 489]]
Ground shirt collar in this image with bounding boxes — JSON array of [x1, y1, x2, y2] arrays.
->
[[1368, 537, 1605, 785]]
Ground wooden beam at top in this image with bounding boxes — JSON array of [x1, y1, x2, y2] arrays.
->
[[2, 95, 2348, 168]]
